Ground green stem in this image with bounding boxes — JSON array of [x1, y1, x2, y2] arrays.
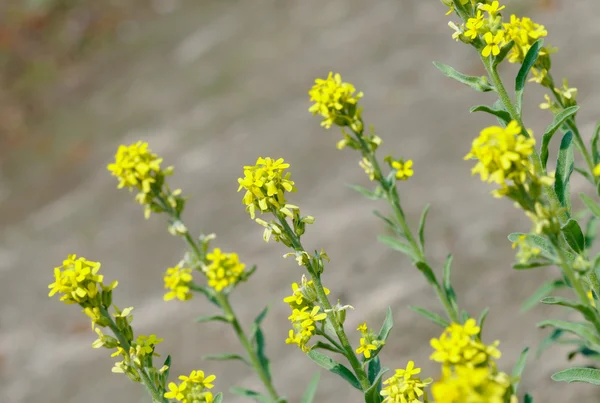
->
[[215, 293, 282, 402], [316, 328, 345, 352], [484, 60, 569, 224], [154, 194, 284, 402], [352, 130, 460, 323], [275, 214, 371, 391], [100, 306, 168, 403]]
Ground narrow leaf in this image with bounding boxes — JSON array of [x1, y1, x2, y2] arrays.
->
[[307, 350, 362, 390], [593, 120, 600, 165], [378, 307, 394, 342], [230, 387, 270, 402], [555, 131, 574, 212], [581, 193, 600, 218], [433, 61, 494, 92], [213, 392, 224, 403], [512, 347, 530, 393], [574, 166, 594, 184], [348, 184, 383, 200], [513, 261, 551, 270], [253, 326, 271, 381], [409, 305, 450, 328], [312, 341, 344, 354], [515, 39, 543, 112], [536, 329, 563, 358], [541, 106, 580, 169], [478, 307, 490, 334], [470, 105, 511, 125], [524, 393, 534, 403], [301, 372, 321, 403], [540, 296, 600, 326], [416, 261, 437, 285], [195, 315, 230, 324], [363, 366, 389, 403], [373, 210, 400, 234], [378, 235, 415, 260], [367, 356, 381, 384], [552, 367, 600, 385], [418, 204, 431, 253], [249, 305, 270, 342], [561, 219, 586, 253], [537, 319, 600, 345], [521, 279, 566, 312], [443, 254, 458, 313], [203, 353, 251, 366]]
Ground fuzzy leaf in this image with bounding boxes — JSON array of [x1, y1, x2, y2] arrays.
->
[[521, 279, 566, 312], [307, 350, 362, 390], [230, 387, 270, 402], [555, 131, 574, 213], [418, 204, 430, 253], [195, 314, 230, 324], [593, 121, 600, 165], [581, 193, 600, 218], [515, 39, 543, 112], [552, 367, 600, 385], [378, 307, 394, 343], [561, 219, 585, 253], [364, 366, 389, 403], [203, 353, 251, 366], [433, 61, 494, 92], [537, 320, 600, 345], [409, 305, 450, 328], [378, 235, 416, 260], [470, 105, 511, 125], [349, 184, 383, 200], [512, 347, 530, 393]]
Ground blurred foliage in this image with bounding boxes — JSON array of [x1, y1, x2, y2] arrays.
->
[[0, 0, 143, 154]]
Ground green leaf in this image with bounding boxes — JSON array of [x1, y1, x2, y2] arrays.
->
[[551, 367, 600, 385], [348, 184, 383, 200], [202, 353, 251, 366], [378, 307, 394, 343], [159, 354, 171, 389], [536, 329, 563, 358], [378, 235, 416, 260], [512, 347, 530, 393], [574, 166, 594, 184], [373, 210, 401, 235], [470, 105, 511, 125], [492, 40, 515, 67], [524, 393, 534, 403], [367, 356, 381, 384], [433, 61, 494, 92], [418, 204, 430, 253], [515, 39, 543, 112], [312, 341, 344, 354], [537, 319, 600, 345], [249, 305, 270, 343], [521, 279, 566, 312], [512, 261, 551, 270], [443, 254, 459, 314], [478, 307, 490, 334], [190, 284, 221, 307], [508, 232, 575, 261], [230, 387, 270, 402], [561, 219, 586, 253], [416, 261, 437, 285], [541, 106, 580, 169], [213, 392, 224, 403], [593, 121, 600, 165], [195, 314, 230, 324], [581, 193, 600, 218], [301, 372, 321, 403], [540, 296, 600, 326], [363, 366, 389, 403], [555, 131, 574, 213], [409, 306, 450, 328], [307, 350, 362, 390], [253, 326, 271, 382]]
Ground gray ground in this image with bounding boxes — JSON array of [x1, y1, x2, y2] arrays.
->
[[2, 0, 600, 402]]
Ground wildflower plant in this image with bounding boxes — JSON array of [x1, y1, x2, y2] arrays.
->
[[49, 0, 600, 401]]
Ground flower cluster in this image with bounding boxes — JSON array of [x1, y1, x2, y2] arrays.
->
[[238, 157, 296, 219], [503, 14, 548, 64], [308, 72, 363, 129], [429, 319, 514, 402], [107, 141, 184, 219], [380, 361, 432, 403], [430, 319, 500, 367], [284, 277, 330, 352], [165, 370, 217, 403], [464, 121, 535, 187], [49, 254, 117, 306], [204, 248, 246, 292], [355, 322, 385, 359], [163, 263, 193, 301]]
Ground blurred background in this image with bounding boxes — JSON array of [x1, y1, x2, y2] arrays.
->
[[1, 0, 600, 402]]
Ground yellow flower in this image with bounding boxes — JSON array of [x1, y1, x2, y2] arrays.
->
[[432, 366, 511, 403], [589, 291, 596, 308], [283, 277, 330, 310], [237, 157, 297, 219], [308, 72, 363, 129], [179, 370, 216, 390], [204, 248, 246, 292], [381, 361, 433, 403], [430, 319, 501, 367], [392, 159, 414, 180], [482, 31, 504, 57], [287, 305, 327, 352], [503, 15, 549, 64], [163, 264, 193, 301], [356, 337, 378, 358], [48, 254, 110, 305], [464, 11, 485, 39], [135, 334, 164, 357], [357, 322, 368, 332], [594, 163, 600, 177], [165, 382, 187, 401], [107, 141, 165, 193], [464, 121, 535, 186], [479, 1, 505, 16]]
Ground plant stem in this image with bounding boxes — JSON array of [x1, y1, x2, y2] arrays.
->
[[100, 306, 168, 403], [483, 60, 569, 224], [352, 130, 460, 323], [275, 214, 372, 391], [155, 194, 284, 402]]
